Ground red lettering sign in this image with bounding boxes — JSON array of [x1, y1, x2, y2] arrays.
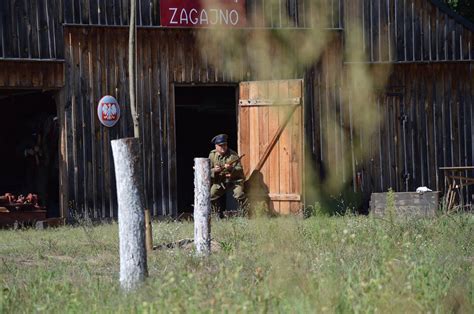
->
[[160, 0, 246, 27]]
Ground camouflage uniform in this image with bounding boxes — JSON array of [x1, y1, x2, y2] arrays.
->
[[209, 148, 246, 203]]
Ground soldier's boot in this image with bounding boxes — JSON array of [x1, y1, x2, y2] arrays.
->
[[237, 197, 249, 216], [211, 199, 223, 219]]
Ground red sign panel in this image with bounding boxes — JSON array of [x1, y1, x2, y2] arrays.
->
[[160, 0, 246, 27]]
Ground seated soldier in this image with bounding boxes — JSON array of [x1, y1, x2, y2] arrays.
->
[[208, 134, 247, 214]]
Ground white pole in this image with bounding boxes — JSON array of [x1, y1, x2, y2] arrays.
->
[[128, 0, 139, 137], [111, 138, 148, 291], [194, 158, 211, 256]]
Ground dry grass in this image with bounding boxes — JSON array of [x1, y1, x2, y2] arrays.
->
[[0, 214, 473, 313]]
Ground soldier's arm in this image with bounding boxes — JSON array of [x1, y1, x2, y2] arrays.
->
[[227, 154, 244, 180], [209, 152, 221, 179], [232, 160, 244, 179]]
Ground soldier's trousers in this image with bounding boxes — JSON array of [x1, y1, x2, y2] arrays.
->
[[210, 181, 245, 202]]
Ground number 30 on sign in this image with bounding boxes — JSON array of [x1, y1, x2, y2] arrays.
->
[[97, 95, 121, 127]]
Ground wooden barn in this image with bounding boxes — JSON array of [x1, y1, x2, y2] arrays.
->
[[0, 0, 472, 220]]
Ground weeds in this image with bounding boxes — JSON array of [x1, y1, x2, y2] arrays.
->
[[386, 187, 396, 225], [304, 201, 326, 217], [0, 215, 472, 313]]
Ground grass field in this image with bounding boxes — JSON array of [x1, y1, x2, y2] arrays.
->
[[1, 214, 472, 313]]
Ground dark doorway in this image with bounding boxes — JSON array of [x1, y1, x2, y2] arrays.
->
[[0, 90, 60, 217], [175, 85, 237, 214]]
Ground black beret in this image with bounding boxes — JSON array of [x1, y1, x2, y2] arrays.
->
[[211, 134, 228, 145]]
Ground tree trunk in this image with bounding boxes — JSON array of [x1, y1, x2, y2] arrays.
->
[[129, 0, 139, 137], [111, 138, 147, 291], [194, 158, 211, 256]]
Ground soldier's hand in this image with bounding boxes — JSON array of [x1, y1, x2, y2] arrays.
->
[[214, 165, 222, 173], [225, 173, 231, 178], [224, 163, 233, 170]]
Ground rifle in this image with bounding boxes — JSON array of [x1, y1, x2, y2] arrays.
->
[[217, 154, 246, 179]]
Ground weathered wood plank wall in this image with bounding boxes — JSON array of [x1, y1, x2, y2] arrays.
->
[[0, 0, 63, 60], [64, 29, 473, 217], [62, 0, 342, 29], [58, 1, 474, 216], [344, 0, 474, 63], [1, 0, 472, 217], [0, 60, 64, 88], [63, 27, 297, 218], [372, 63, 474, 193], [62, 25, 316, 218], [63, 27, 130, 218], [303, 35, 348, 195], [306, 61, 474, 202]]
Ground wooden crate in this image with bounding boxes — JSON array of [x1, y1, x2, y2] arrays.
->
[[370, 192, 439, 218]]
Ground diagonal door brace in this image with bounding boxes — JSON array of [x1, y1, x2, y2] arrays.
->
[[247, 102, 300, 178]]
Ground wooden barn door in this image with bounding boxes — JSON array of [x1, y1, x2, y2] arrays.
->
[[238, 80, 303, 215]]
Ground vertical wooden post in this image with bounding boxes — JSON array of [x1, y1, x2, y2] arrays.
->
[[111, 138, 148, 291], [144, 208, 153, 252], [194, 158, 211, 256], [129, 0, 139, 137]]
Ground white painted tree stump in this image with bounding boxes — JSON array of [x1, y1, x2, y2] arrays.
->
[[111, 138, 148, 291], [194, 158, 211, 256]]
